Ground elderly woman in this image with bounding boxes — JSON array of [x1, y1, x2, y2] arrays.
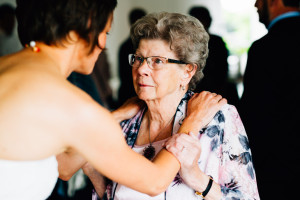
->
[[84, 12, 260, 200]]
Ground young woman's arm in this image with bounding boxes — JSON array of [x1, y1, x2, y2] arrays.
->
[[66, 91, 226, 196], [57, 96, 145, 180]]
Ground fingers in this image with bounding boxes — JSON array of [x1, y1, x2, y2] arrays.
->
[[186, 91, 227, 133], [163, 134, 184, 159], [167, 144, 184, 160], [200, 91, 227, 104], [219, 97, 227, 105], [188, 131, 199, 139], [165, 133, 202, 167], [165, 133, 200, 155], [208, 92, 225, 102]]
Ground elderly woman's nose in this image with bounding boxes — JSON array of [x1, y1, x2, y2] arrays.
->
[[137, 59, 150, 75]]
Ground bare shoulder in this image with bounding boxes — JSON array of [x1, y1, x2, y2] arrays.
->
[[0, 58, 118, 160], [29, 72, 115, 136], [42, 76, 123, 151]]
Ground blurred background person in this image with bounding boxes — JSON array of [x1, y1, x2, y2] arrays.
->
[[117, 8, 147, 107], [0, 3, 22, 56], [189, 6, 240, 107], [91, 51, 116, 109], [238, 0, 300, 198]]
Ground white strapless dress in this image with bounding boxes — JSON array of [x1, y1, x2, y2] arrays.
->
[[0, 156, 58, 200]]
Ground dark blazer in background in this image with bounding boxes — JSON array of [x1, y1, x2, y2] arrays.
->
[[195, 34, 239, 106], [117, 37, 136, 107], [238, 13, 300, 199]]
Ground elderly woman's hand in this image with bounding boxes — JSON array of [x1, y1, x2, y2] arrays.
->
[[164, 132, 222, 199], [112, 96, 145, 123], [186, 91, 227, 132], [164, 132, 203, 188]]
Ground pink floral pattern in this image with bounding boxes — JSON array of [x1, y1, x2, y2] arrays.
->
[[95, 91, 260, 200]]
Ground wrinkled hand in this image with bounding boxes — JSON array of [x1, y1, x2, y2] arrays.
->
[[187, 91, 227, 129], [164, 132, 203, 188], [112, 96, 145, 122]]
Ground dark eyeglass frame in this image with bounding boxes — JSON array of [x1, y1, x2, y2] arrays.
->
[[128, 54, 187, 69]]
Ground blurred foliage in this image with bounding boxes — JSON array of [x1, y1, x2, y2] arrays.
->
[[222, 11, 252, 56]]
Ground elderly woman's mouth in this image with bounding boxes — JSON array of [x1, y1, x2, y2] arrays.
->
[[139, 83, 153, 87]]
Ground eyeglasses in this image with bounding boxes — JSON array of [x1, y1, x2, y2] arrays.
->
[[128, 54, 187, 70]]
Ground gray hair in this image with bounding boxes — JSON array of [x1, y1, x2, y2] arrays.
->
[[130, 12, 209, 90]]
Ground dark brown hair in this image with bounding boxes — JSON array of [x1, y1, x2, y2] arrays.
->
[[16, 0, 117, 53]]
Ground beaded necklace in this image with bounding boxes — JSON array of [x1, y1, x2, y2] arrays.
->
[[112, 109, 177, 200], [143, 114, 175, 160], [110, 91, 193, 200]]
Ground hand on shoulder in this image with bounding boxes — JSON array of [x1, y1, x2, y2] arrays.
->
[[182, 91, 227, 134]]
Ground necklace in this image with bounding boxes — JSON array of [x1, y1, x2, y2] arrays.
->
[[143, 114, 174, 160]]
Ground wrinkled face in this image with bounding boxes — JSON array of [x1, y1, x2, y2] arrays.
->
[[255, 0, 270, 28], [132, 39, 186, 101]]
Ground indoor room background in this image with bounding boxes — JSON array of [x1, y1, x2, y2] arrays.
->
[[0, 0, 266, 99]]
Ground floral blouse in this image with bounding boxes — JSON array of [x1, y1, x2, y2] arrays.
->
[[93, 91, 260, 200]]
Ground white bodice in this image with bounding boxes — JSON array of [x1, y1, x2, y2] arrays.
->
[[0, 156, 58, 200]]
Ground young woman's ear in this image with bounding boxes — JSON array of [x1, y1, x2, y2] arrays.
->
[[98, 32, 106, 50], [66, 31, 80, 44]]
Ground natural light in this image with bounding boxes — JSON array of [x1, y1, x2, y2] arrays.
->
[[220, 0, 267, 97]]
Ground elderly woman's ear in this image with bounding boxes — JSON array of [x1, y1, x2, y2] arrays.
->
[[181, 64, 197, 86]]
